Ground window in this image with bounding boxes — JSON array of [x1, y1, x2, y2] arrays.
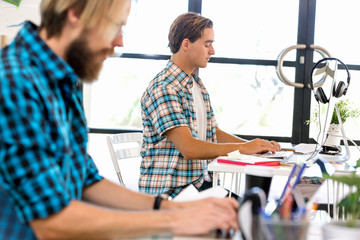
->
[[202, 0, 298, 60], [201, 0, 299, 137], [85, 0, 360, 145], [309, 0, 360, 141]]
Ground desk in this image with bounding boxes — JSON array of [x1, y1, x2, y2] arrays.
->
[[128, 222, 325, 240], [208, 145, 360, 214], [208, 153, 306, 198], [209, 160, 293, 197]]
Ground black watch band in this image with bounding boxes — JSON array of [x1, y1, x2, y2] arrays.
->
[[153, 195, 163, 210]]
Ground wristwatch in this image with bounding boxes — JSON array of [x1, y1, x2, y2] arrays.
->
[[153, 194, 163, 210]]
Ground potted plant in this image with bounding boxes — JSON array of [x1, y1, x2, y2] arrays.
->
[[321, 159, 360, 239], [306, 99, 360, 146]]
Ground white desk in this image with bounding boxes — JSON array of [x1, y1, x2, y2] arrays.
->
[[204, 146, 359, 240], [209, 160, 293, 196], [127, 222, 325, 240], [208, 145, 360, 211]]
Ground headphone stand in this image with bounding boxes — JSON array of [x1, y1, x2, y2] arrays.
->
[[319, 103, 350, 162]]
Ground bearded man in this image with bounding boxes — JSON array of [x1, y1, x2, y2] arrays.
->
[[0, 1, 239, 239]]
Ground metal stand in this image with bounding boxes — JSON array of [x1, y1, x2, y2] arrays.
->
[[320, 103, 350, 162]]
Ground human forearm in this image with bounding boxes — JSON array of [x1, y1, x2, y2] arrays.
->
[[30, 200, 176, 240], [83, 179, 155, 211], [30, 197, 239, 240], [166, 126, 280, 159], [216, 127, 247, 143], [82, 179, 184, 212], [166, 126, 251, 159], [190, 140, 246, 159]]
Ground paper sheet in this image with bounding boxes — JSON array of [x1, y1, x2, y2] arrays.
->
[[173, 185, 228, 202]]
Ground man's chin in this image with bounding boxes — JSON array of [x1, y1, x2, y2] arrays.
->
[[80, 76, 99, 83], [78, 60, 104, 83]]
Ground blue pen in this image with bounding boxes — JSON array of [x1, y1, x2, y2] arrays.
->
[[292, 162, 306, 190], [292, 206, 306, 221], [279, 164, 298, 203], [259, 209, 272, 220]]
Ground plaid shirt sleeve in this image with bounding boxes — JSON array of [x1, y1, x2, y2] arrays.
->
[[84, 154, 103, 187], [143, 85, 189, 137], [0, 71, 71, 222], [0, 22, 103, 225]]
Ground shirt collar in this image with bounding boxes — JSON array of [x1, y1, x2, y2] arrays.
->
[[166, 60, 206, 92], [16, 21, 78, 87], [166, 60, 202, 88]]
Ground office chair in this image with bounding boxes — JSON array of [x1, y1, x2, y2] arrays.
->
[[106, 132, 143, 190]]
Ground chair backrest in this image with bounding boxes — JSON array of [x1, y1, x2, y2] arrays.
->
[[106, 132, 143, 189]]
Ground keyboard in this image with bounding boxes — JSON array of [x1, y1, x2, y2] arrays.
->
[[255, 151, 294, 160]]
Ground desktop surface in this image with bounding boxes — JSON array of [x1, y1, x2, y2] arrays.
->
[[209, 144, 360, 203]]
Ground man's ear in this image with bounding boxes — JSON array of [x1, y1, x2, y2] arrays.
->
[[182, 38, 190, 52], [67, 8, 82, 27]]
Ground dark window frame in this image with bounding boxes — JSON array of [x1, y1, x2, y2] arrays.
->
[[88, 0, 360, 146]]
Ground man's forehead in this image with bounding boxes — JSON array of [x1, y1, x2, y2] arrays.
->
[[200, 28, 214, 41], [106, 0, 131, 26]]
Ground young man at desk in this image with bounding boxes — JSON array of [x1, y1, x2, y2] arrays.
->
[[0, 1, 239, 239], [140, 12, 281, 198]]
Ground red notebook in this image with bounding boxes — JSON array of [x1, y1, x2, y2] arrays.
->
[[217, 156, 280, 166]]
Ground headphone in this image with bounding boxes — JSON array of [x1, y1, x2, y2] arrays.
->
[[310, 58, 350, 104]]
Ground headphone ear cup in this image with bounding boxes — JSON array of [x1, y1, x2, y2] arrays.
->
[[333, 81, 346, 98], [315, 87, 328, 104]]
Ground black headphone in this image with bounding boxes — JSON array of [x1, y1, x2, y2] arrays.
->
[[310, 58, 350, 104]]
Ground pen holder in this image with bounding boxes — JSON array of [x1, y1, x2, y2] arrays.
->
[[260, 218, 309, 240]]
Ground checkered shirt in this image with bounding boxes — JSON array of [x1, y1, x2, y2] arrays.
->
[[139, 60, 218, 198], [0, 21, 103, 239]]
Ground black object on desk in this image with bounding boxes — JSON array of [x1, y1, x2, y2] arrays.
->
[[238, 187, 267, 240], [320, 145, 342, 155], [244, 165, 274, 200]]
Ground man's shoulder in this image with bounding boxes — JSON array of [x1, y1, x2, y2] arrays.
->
[[147, 68, 184, 93], [0, 44, 40, 92], [0, 42, 32, 73]]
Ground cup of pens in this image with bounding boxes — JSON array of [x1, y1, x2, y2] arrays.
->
[[259, 160, 309, 240], [260, 218, 309, 240]]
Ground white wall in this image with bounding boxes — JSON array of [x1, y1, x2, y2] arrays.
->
[[0, 0, 41, 45]]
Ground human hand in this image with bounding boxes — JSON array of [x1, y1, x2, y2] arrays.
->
[[239, 138, 281, 154], [170, 197, 239, 236]]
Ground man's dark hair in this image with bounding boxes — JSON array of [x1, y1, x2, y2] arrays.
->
[[168, 12, 213, 54]]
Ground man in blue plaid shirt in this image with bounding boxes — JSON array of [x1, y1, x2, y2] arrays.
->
[[140, 13, 281, 198], [0, 1, 240, 239]]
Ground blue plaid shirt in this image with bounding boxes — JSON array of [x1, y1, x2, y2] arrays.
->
[[0, 21, 103, 239], [140, 60, 218, 198]]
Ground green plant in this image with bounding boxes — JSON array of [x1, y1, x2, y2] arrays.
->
[[324, 159, 360, 227], [306, 99, 360, 125]]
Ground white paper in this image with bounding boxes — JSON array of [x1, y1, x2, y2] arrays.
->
[[173, 185, 228, 202], [227, 150, 243, 159]]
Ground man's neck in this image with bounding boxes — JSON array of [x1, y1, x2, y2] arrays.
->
[[171, 54, 194, 76], [38, 23, 81, 59], [38, 29, 66, 59]]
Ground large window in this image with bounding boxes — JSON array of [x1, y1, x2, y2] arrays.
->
[[85, 0, 360, 145], [202, 0, 298, 60], [201, 0, 298, 137], [309, 0, 360, 142]]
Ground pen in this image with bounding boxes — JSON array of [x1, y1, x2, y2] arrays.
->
[[281, 148, 296, 152], [279, 164, 297, 203], [292, 206, 307, 221], [280, 192, 293, 220], [291, 162, 306, 190]]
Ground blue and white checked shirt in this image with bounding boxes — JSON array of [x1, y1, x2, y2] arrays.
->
[[139, 60, 218, 198], [0, 21, 103, 239]]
